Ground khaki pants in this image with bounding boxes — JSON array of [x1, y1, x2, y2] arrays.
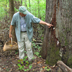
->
[[18, 32, 33, 61]]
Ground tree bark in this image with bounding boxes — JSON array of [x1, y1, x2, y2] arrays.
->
[[21, 0, 22, 5], [29, 0, 31, 12], [57, 61, 72, 72], [41, 0, 72, 66], [9, 0, 14, 19], [38, 0, 40, 18], [24, 0, 27, 7], [9, 0, 17, 42]]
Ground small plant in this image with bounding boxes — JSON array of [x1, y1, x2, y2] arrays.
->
[[23, 56, 28, 61], [17, 56, 33, 71], [34, 52, 41, 57], [29, 64, 32, 69], [18, 64, 24, 70], [6, 68, 9, 71], [17, 63, 33, 71], [15, 51, 18, 54], [44, 66, 51, 71], [34, 52, 39, 56]]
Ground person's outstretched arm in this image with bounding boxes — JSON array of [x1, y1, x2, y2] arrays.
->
[[39, 20, 53, 28]]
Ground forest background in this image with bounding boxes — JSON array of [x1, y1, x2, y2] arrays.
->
[[0, 0, 72, 72], [0, 0, 45, 43], [0, 0, 48, 71]]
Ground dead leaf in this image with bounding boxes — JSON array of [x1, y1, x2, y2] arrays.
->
[[42, 66, 45, 68], [37, 61, 41, 64]]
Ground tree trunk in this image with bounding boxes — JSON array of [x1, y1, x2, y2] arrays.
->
[[21, 0, 22, 5], [9, 0, 14, 19], [38, 0, 40, 18], [24, 0, 27, 7], [41, 0, 72, 66], [57, 61, 72, 72], [29, 0, 31, 12], [9, 0, 17, 42]]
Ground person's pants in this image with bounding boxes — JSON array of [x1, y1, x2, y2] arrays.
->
[[17, 31, 33, 61]]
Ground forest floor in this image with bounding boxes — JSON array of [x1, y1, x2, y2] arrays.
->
[[0, 45, 59, 72]]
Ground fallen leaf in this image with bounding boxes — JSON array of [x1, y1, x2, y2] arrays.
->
[[42, 66, 45, 68], [9, 45, 13, 47], [37, 61, 41, 64]]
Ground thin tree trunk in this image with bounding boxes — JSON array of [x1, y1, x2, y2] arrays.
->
[[24, 0, 27, 7], [9, 0, 14, 19], [21, 0, 22, 5], [29, 0, 31, 12], [6, 0, 7, 18], [9, 0, 17, 42], [38, 0, 40, 18]]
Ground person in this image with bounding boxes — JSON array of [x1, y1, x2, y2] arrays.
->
[[9, 6, 53, 62]]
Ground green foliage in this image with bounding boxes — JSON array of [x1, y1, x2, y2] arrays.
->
[[0, 0, 46, 21], [17, 61, 33, 71], [34, 52, 39, 56], [14, 7, 18, 12], [6, 68, 9, 71], [32, 41, 41, 51], [67, 56, 72, 68], [34, 52, 41, 57], [17, 55, 33, 71], [0, 0, 9, 19], [15, 51, 18, 54], [32, 41, 42, 57], [44, 67, 51, 71], [18, 64, 24, 70], [23, 56, 28, 61], [29, 64, 32, 69]]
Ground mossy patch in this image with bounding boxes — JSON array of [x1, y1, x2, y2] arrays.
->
[[67, 56, 72, 67], [46, 39, 61, 66]]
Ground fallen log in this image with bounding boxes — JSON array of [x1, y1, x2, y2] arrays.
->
[[57, 61, 72, 72]]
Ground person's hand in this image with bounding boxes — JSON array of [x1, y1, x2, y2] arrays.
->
[[46, 23, 53, 28], [9, 33, 12, 38]]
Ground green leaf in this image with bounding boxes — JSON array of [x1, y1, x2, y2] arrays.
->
[[18, 60, 21, 62], [23, 56, 28, 61], [44, 67, 47, 69], [24, 51, 27, 53], [18, 64, 21, 67], [34, 52, 39, 56], [47, 68, 51, 71], [15, 52, 18, 54], [39, 55, 41, 57], [21, 61, 23, 64], [24, 69, 27, 71], [27, 69, 29, 71], [25, 56, 28, 59], [29, 64, 32, 69], [26, 64, 28, 66]]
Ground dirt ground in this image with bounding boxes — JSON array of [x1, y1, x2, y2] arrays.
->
[[0, 45, 53, 72]]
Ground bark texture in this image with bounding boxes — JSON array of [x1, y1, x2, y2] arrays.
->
[[9, 0, 14, 19], [9, 0, 17, 41], [41, 0, 72, 66]]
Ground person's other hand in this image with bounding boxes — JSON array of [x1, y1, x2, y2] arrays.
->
[[9, 33, 12, 38]]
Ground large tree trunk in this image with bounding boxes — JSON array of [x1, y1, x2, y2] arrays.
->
[[41, 0, 72, 66], [9, 0, 17, 41]]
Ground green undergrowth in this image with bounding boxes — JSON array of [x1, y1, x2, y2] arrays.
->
[[17, 41, 42, 71]]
